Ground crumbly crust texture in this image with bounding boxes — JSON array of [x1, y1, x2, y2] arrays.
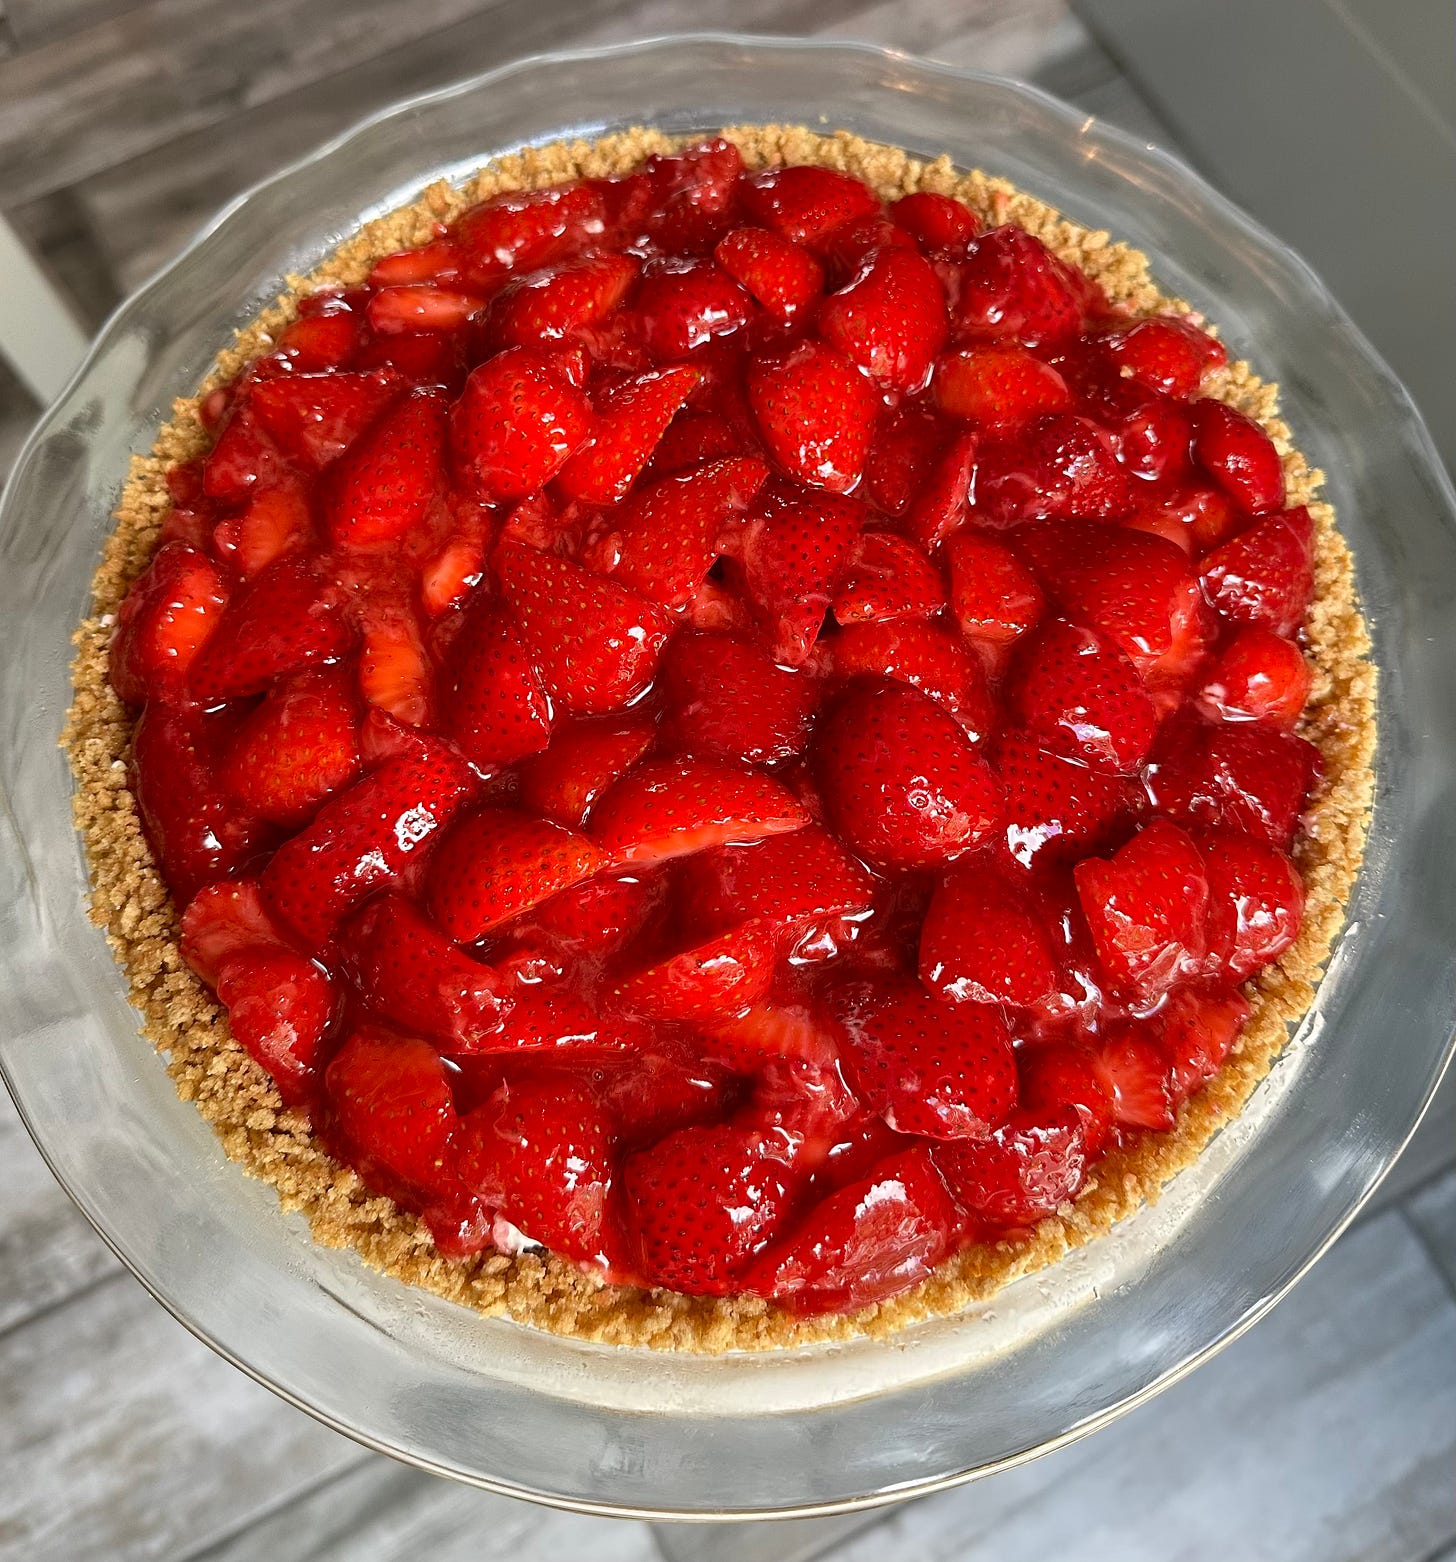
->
[[64, 124, 1376, 1352]]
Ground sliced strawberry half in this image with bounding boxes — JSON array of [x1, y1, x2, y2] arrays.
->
[[1091, 1026, 1177, 1131], [323, 387, 448, 548], [945, 532, 1045, 650], [338, 891, 509, 1052], [221, 664, 362, 828], [814, 681, 1004, 870], [889, 191, 981, 256], [714, 226, 825, 323], [250, 369, 401, 470], [451, 346, 592, 502], [744, 1147, 960, 1315], [829, 618, 994, 738], [740, 164, 880, 248], [1157, 984, 1251, 1097], [624, 1121, 801, 1294], [440, 598, 552, 768], [746, 340, 877, 494], [215, 946, 336, 1106], [920, 864, 1058, 1007], [611, 921, 779, 1024], [831, 531, 944, 625], [1005, 618, 1158, 773], [453, 183, 607, 286], [460, 1076, 624, 1271], [590, 757, 809, 866], [1199, 505, 1315, 638], [489, 252, 640, 348], [659, 630, 819, 765], [933, 344, 1071, 426], [935, 1109, 1088, 1227], [427, 805, 604, 943], [555, 364, 701, 504], [189, 554, 351, 701], [497, 540, 670, 715], [109, 541, 228, 706], [631, 258, 752, 360], [1018, 1042, 1114, 1157], [1190, 398, 1284, 513], [976, 412, 1134, 524], [1103, 315, 1227, 398], [818, 245, 949, 393], [837, 976, 1017, 1139], [1195, 625, 1311, 730], [587, 454, 768, 610], [1074, 818, 1210, 1004], [1197, 828, 1305, 983], [261, 744, 477, 946], [683, 826, 877, 937], [990, 730, 1142, 868]]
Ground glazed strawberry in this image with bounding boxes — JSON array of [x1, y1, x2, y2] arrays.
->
[[977, 413, 1134, 524], [179, 879, 288, 985], [740, 164, 880, 247], [366, 285, 483, 337], [1199, 505, 1315, 637], [1195, 625, 1311, 729], [1198, 828, 1304, 982], [990, 731, 1140, 867], [889, 191, 980, 256], [202, 407, 283, 503], [1016, 520, 1193, 669], [323, 388, 447, 547], [215, 946, 336, 1104], [734, 491, 863, 665], [954, 225, 1100, 347], [933, 345, 1070, 425], [624, 1122, 801, 1294], [421, 533, 486, 617], [273, 298, 363, 371], [1116, 399, 1197, 487], [920, 865, 1057, 1007], [453, 183, 606, 286], [684, 827, 876, 937], [904, 430, 977, 546], [631, 259, 752, 360], [659, 630, 819, 765], [517, 716, 655, 828], [591, 757, 808, 865], [612, 921, 778, 1024], [603, 1049, 740, 1150], [745, 1147, 960, 1314], [110, 541, 228, 706], [714, 226, 824, 323], [1018, 1043, 1113, 1157], [132, 704, 277, 901], [704, 1000, 840, 1075], [814, 681, 1004, 869], [746, 341, 877, 494], [1144, 720, 1320, 846], [467, 987, 649, 1058], [1075, 818, 1209, 1003], [945, 533, 1045, 650], [1005, 619, 1158, 773], [427, 806, 603, 942], [327, 1030, 462, 1195], [863, 404, 947, 516], [830, 619, 994, 737], [642, 138, 743, 253], [818, 246, 949, 393], [216, 482, 314, 579], [1092, 1027, 1176, 1131], [489, 253, 639, 349], [189, 555, 351, 702], [261, 745, 477, 946], [589, 455, 768, 610], [497, 541, 670, 714], [461, 1076, 622, 1269], [1190, 398, 1284, 513], [221, 665, 361, 828], [451, 347, 592, 501], [440, 599, 551, 768], [935, 1111, 1087, 1226], [832, 531, 944, 625], [1157, 985, 1251, 1096], [555, 365, 700, 504], [1103, 315, 1226, 397], [250, 369, 401, 470], [838, 976, 1016, 1139], [368, 239, 462, 288], [338, 891, 508, 1051]]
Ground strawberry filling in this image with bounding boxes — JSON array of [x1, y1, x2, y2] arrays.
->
[[113, 141, 1321, 1312]]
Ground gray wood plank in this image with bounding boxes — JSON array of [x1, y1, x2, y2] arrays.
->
[[1406, 1165, 1456, 1298], [183, 1458, 659, 1562], [812, 1210, 1456, 1562], [0, 1082, 121, 1336], [0, 1272, 360, 1562], [76, 0, 1081, 293], [4, 0, 144, 50]]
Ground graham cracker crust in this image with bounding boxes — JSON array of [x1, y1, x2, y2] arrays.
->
[[63, 124, 1376, 1352]]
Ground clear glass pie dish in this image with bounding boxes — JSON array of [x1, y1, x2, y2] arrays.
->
[[2, 32, 1454, 1522]]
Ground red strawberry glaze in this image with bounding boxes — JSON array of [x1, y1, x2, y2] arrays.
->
[[113, 142, 1322, 1312]]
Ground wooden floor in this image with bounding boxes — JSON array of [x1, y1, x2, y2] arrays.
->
[[2, 3, 1455, 1559]]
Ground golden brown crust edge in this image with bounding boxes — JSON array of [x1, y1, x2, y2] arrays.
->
[[62, 124, 1376, 1353]]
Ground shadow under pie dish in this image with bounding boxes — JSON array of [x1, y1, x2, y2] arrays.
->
[[64, 121, 1376, 1353]]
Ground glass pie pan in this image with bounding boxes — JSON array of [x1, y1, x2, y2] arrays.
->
[[2, 33, 1455, 1523]]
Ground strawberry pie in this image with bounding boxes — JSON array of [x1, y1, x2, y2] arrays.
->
[[67, 126, 1374, 1348]]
